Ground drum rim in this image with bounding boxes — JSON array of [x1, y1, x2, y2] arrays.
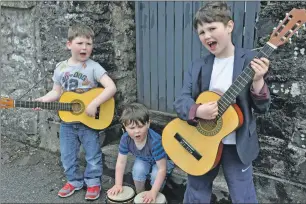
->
[[107, 195, 135, 202], [134, 192, 166, 203]]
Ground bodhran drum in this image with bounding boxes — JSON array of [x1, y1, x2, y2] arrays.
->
[[134, 192, 167, 204], [106, 186, 136, 204]]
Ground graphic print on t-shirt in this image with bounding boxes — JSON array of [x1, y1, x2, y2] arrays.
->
[[53, 59, 107, 92], [61, 71, 92, 90]]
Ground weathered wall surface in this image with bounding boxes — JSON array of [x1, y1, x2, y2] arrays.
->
[[1, 1, 306, 203], [252, 1, 306, 202], [0, 1, 136, 150]]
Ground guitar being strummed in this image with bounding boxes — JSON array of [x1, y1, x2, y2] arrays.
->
[[1, 24, 117, 200], [0, 87, 115, 130], [162, 2, 306, 203]]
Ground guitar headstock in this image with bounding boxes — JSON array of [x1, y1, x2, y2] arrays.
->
[[269, 8, 306, 47], [0, 97, 14, 109]]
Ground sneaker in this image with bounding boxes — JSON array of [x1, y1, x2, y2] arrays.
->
[[85, 185, 101, 200], [58, 183, 83, 198]]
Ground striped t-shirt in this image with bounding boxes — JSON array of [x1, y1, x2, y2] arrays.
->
[[119, 128, 167, 164]]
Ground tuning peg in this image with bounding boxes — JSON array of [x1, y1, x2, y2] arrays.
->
[[296, 31, 299, 37], [289, 38, 292, 44], [279, 20, 283, 23], [286, 13, 289, 16], [273, 27, 276, 30], [303, 24, 306, 30]]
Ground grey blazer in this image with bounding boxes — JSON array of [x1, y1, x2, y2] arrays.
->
[[173, 47, 271, 165]]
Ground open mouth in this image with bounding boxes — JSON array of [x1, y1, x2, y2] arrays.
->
[[80, 52, 87, 57], [207, 41, 217, 50]]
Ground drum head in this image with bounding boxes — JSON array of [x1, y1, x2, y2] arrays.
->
[[107, 186, 135, 202], [134, 192, 167, 204]]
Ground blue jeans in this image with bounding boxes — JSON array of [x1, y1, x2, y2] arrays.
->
[[132, 158, 175, 189], [59, 122, 102, 188]]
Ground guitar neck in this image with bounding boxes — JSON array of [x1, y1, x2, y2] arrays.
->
[[217, 43, 276, 118], [14, 100, 72, 111]]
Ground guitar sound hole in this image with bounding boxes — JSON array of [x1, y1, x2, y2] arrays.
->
[[196, 118, 223, 136], [199, 120, 217, 131], [72, 103, 82, 112], [71, 99, 85, 115]]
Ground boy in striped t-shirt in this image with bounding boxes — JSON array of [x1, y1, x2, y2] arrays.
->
[[107, 103, 174, 203]]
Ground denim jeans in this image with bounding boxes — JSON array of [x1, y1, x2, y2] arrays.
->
[[59, 122, 102, 188], [132, 158, 175, 189]]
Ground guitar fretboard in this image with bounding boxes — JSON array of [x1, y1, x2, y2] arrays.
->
[[216, 43, 275, 119], [15, 101, 72, 111]]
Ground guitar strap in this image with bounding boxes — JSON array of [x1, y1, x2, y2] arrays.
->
[[16, 61, 65, 100], [198, 67, 203, 93], [16, 72, 52, 100]]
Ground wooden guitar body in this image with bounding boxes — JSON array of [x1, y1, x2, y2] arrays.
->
[[162, 91, 243, 176], [0, 88, 115, 130], [58, 88, 115, 130]]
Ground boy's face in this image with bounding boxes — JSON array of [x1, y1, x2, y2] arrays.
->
[[66, 36, 93, 63], [124, 121, 150, 143], [197, 20, 234, 57]]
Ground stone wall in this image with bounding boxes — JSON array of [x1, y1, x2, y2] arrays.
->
[[0, 1, 136, 150], [1, 1, 306, 203], [252, 1, 306, 202]]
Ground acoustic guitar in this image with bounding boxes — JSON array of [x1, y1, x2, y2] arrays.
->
[[162, 9, 306, 176], [0, 88, 115, 130]]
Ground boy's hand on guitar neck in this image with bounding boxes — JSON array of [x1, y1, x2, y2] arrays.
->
[[251, 57, 270, 94], [32, 97, 46, 111], [33, 87, 62, 111], [195, 102, 218, 120], [251, 57, 269, 81]]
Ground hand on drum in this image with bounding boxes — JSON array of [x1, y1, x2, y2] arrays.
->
[[141, 190, 157, 203], [107, 184, 123, 196]]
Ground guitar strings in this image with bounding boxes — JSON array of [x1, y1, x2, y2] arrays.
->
[[215, 44, 275, 118], [202, 43, 275, 130]]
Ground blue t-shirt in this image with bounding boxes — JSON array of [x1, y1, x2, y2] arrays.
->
[[119, 128, 167, 164]]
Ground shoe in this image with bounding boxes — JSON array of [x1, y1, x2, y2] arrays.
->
[[85, 185, 101, 200], [58, 182, 83, 198]]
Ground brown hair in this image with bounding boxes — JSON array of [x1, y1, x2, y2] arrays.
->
[[120, 103, 150, 126], [67, 23, 94, 41], [193, 1, 232, 30]]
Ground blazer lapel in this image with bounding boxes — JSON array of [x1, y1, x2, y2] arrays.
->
[[201, 54, 214, 91], [191, 55, 214, 98], [232, 47, 246, 82]]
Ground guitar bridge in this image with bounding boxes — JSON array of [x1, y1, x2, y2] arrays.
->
[[95, 107, 100, 119], [174, 133, 202, 160]]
